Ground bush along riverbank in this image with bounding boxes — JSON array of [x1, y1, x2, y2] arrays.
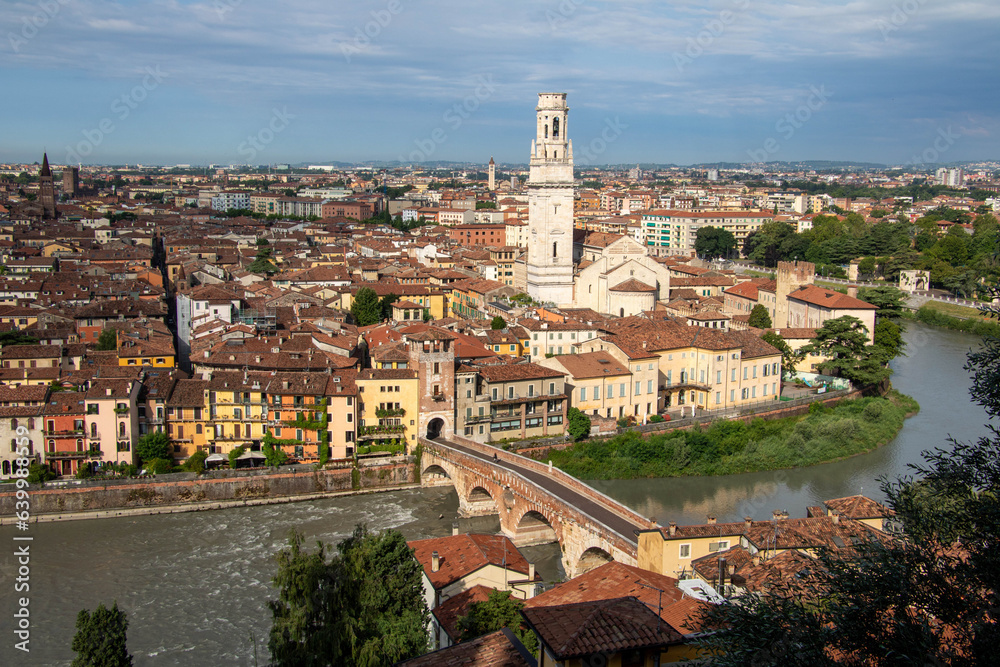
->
[[903, 304, 1000, 338], [543, 391, 919, 480]]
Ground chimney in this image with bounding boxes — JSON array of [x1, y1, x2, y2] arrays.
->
[[831, 510, 840, 524], [707, 515, 716, 525], [744, 516, 752, 530], [105, 387, 112, 396], [772, 510, 784, 521], [718, 557, 727, 590], [528, 563, 535, 581], [668, 521, 677, 536], [847, 286, 858, 298], [430, 551, 440, 572], [452, 522, 459, 536]]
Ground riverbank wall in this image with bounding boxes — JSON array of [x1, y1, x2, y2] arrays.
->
[[518, 383, 881, 458], [0, 458, 415, 524]]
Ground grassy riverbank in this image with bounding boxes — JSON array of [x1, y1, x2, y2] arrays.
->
[[903, 303, 1000, 337], [545, 391, 919, 480]]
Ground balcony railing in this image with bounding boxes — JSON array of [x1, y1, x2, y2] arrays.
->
[[45, 449, 102, 459]]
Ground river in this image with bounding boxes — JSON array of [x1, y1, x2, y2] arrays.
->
[[0, 322, 989, 666], [591, 322, 993, 525]]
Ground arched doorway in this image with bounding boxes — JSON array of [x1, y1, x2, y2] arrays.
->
[[426, 418, 444, 439], [577, 546, 614, 575], [513, 510, 557, 546]]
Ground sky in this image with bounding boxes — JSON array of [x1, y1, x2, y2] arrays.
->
[[2, 0, 998, 167]]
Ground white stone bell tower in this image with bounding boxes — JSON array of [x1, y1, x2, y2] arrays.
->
[[526, 93, 575, 306]]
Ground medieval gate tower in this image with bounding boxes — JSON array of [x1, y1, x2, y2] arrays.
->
[[525, 93, 575, 306]]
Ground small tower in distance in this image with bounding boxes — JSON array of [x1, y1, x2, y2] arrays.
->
[[488, 156, 496, 191], [38, 153, 58, 220], [525, 93, 575, 306]]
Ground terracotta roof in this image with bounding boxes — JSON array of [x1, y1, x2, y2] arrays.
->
[[407, 533, 537, 590], [522, 597, 682, 659], [823, 495, 893, 519], [397, 628, 536, 667], [550, 351, 629, 380], [787, 285, 877, 310], [609, 278, 656, 293], [524, 561, 707, 635], [476, 362, 565, 384], [431, 584, 493, 643]]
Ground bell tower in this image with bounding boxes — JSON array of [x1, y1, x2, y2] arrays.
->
[[525, 93, 575, 306]]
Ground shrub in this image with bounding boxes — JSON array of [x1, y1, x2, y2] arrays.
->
[[648, 415, 665, 423], [184, 450, 208, 474], [144, 458, 173, 474], [863, 401, 884, 422], [27, 463, 56, 484]]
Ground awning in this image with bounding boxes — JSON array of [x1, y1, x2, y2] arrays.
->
[[237, 450, 266, 459], [205, 453, 226, 462]]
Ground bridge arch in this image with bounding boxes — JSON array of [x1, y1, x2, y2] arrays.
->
[[426, 418, 445, 439], [421, 464, 451, 482], [466, 485, 499, 513], [577, 546, 614, 574], [513, 509, 558, 547]]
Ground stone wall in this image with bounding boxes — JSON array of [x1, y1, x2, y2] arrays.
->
[[0, 462, 414, 518]]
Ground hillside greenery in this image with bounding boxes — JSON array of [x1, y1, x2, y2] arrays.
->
[[546, 391, 918, 480]]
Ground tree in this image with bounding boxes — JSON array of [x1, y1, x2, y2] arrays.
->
[[134, 431, 171, 464], [761, 331, 802, 376], [694, 226, 737, 260], [801, 316, 891, 386], [351, 287, 382, 327], [379, 293, 398, 321], [747, 304, 773, 329], [490, 315, 506, 330], [183, 450, 208, 473], [699, 294, 1000, 665], [71, 601, 133, 667], [228, 444, 246, 469], [873, 319, 904, 359], [96, 329, 117, 351], [248, 244, 278, 275], [857, 284, 906, 320], [456, 589, 539, 654], [567, 407, 591, 442], [268, 525, 429, 666], [263, 435, 290, 467]]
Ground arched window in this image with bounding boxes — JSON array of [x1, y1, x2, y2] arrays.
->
[[76, 438, 83, 451], [196, 424, 202, 435], [119, 422, 126, 437], [90, 423, 97, 437], [47, 439, 54, 452], [2, 460, 9, 475], [544, 123, 548, 139], [10, 418, 17, 430], [620, 308, 625, 317], [552, 117, 559, 138]]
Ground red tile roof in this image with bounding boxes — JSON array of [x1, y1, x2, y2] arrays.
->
[[787, 285, 877, 310], [407, 534, 536, 590], [398, 628, 536, 667]]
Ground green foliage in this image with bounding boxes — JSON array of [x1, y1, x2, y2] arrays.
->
[[857, 284, 906, 320], [351, 467, 361, 490], [699, 297, 1000, 666], [0, 329, 38, 346], [873, 319, 904, 359], [96, 329, 117, 351], [567, 407, 591, 442], [801, 315, 892, 385], [547, 392, 917, 479], [490, 315, 506, 330], [351, 287, 382, 327], [694, 225, 737, 259], [456, 589, 539, 654], [263, 434, 292, 467], [761, 331, 802, 375], [144, 458, 173, 474], [134, 431, 171, 464], [379, 293, 399, 321], [747, 304, 773, 329], [71, 601, 133, 667], [75, 464, 93, 480], [475, 201, 497, 209], [267, 526, 429, 666], [228, 445, 247, 469], [27, 462, 56, 484], [905, 305, 1000, 338], [183, 450, 208, 474]]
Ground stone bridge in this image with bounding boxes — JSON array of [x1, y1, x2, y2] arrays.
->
[[419, 436, 657, 578]]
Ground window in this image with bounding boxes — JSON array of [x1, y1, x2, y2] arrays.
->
[[492, 388, 499, 400], [647, 380, 654, 394], [549, 382, 555, 395], [715, 392, 721, 404], [508, 386, 514, 399], [679, 544, 691, 559], [743, 367, 748, 380], [620, 382, 626, 397], [635, 381, 641, 395], [547, 415, 563, 425], [731, 368, 737, 382], [716, 370, 722, 384], [708, 540, 730, 552]]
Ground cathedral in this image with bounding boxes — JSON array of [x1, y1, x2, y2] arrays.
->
[[520, 94, 669, 314]]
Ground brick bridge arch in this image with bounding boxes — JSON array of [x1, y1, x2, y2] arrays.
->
[[419, 438, 654, 578]]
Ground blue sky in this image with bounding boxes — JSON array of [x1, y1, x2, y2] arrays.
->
[[3, 0, 998, 167]]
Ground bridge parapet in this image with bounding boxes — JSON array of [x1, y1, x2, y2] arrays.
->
[[439, 435, 657, 531]]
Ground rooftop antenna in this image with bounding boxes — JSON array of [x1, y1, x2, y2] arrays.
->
[[635, 581, 665, 632]]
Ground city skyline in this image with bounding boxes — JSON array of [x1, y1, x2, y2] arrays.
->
[[4, 0, 999, 166]]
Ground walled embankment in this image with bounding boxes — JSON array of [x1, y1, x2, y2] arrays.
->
[[0, 460, 415, 524]]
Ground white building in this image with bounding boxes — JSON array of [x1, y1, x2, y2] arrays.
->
[[525, 93, 575, 306]]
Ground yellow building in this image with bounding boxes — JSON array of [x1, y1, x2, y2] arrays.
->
[[165, 378, 210, 460], [356, 368, 419, 455]]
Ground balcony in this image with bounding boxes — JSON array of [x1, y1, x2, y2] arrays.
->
[[45, 449, 102, 459]]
